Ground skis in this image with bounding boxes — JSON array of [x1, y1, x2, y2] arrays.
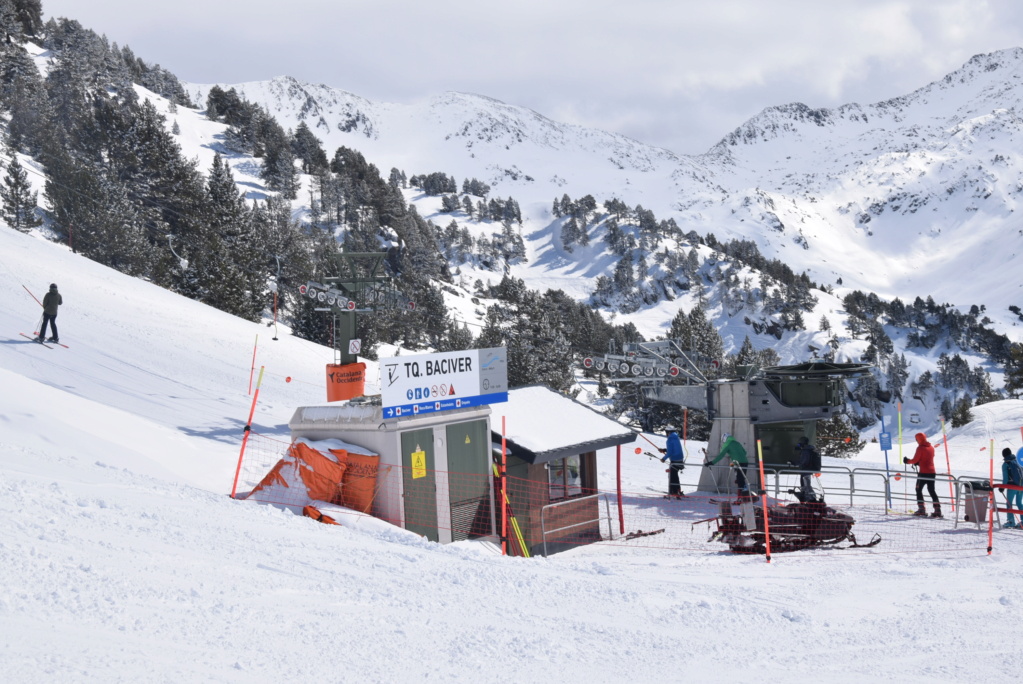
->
[[19, 333, 67, 348], [20, 332, 51, 348], [623, 528, 665, 541]]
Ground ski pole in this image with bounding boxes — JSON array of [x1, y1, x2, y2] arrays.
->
[[22, 284, 42, 307], [634, 430, 661, 450]]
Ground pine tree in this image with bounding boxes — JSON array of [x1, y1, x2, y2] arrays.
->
[[203, 153, 261, 319], [816, 415, 865, 458], [951, 395, 974, 428], [1005, 344, 1023, 399], [291, 121, 328, 174], [0, 152, 41, 232]]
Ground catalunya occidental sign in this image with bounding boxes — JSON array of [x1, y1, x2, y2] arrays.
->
[[381, 347, 508, 419]]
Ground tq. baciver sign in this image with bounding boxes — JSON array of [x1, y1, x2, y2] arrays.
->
[[381, 347, 508, 419]]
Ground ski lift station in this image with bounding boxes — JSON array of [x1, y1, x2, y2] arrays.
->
[[281, 348, 635, 555]]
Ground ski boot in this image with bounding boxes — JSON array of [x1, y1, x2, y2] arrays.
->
[[930, 504, 943, 519], [913, 504, 927, 517]]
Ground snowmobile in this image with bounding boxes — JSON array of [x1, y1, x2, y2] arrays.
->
[[707, 494, 881, 554]]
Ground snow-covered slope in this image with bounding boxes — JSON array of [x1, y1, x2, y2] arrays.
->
[[187, 48, 1023, 335], [3, 201, 1023, 680]]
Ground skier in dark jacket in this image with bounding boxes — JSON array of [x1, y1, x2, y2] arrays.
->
[[37, 283, 62, 344], [1002, 447, 1023, 528], [904, 432, 941, 518], [658, 426, 686, 498], [789, 436, 822, 502]]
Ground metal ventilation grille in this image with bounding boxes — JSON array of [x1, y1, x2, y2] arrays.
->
[[450, 496, 491, 541]]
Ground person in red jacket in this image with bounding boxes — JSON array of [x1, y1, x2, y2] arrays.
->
[[904, 432, 941, 518]]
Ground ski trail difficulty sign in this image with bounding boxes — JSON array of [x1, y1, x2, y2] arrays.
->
[[380, 347, 508, 418]]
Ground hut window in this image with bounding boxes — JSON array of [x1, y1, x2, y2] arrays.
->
[[548, 455, 583, 500]]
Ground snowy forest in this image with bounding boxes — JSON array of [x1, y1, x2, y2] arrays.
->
[[2, 3, 1023, 454]]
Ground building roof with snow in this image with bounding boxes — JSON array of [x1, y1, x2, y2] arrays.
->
[[488, 385, 636, 463]]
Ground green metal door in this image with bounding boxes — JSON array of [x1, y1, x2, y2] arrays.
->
[[401, 428, 438, 542], [446, 420, 492, 540]]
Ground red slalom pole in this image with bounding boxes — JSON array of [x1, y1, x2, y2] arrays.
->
[[231, 366, 265, 499], [987, 438, 995, 555], [501, 416, 508, 556]]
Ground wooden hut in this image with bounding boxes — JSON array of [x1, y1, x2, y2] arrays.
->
[[489, 385, 636, 556]]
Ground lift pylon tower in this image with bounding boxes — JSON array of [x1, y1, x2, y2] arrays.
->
[[299, 252, 415, 365], [299, 252, 415, 401]]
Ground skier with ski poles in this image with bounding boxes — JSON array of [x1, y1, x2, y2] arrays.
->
[[706, 433, 751, 500], [904, 432, 941, 518], [658, 426, 686, 498], [36, 283, 62, 344]]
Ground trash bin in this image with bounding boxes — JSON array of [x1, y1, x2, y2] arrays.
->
[[962, 480, 992, 524]]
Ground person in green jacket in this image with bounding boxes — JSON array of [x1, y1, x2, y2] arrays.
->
[[707, 433, 749, 495]]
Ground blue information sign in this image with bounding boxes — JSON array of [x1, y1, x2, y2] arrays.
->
[[879, 431, 892, 451]]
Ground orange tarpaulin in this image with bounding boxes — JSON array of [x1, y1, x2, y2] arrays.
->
[[248, 442, 348, 505], [330, 449, 379, 513]]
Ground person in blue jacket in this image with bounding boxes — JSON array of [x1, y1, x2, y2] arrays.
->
[[1002, 448, 1023, 528], [659, 426, 686, 498]]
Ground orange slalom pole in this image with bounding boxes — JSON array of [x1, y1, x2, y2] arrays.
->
[[757, 439, 771, 563], [231, 366, 265, 499], [988, 438, 995, 554], [248, 334, 259, 395], [939, 416, 955, 512]]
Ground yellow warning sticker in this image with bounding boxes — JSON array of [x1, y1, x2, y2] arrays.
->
[[464, 435, 471, 444], [412, 449, 427, 479]]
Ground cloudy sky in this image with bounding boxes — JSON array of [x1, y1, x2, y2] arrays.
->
[[43, 0, 1023, 155]]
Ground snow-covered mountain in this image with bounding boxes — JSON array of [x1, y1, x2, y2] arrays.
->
[[188, 48, 1023, 335]]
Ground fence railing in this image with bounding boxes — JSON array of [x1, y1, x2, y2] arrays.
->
[[539, 493, 615, 557]]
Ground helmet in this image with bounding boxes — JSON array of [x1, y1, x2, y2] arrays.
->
[[1004, 448, 1015, 459], [664, 425, 676, 433], [49, 283, 57, 290], [722, 432, 731, 442]]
